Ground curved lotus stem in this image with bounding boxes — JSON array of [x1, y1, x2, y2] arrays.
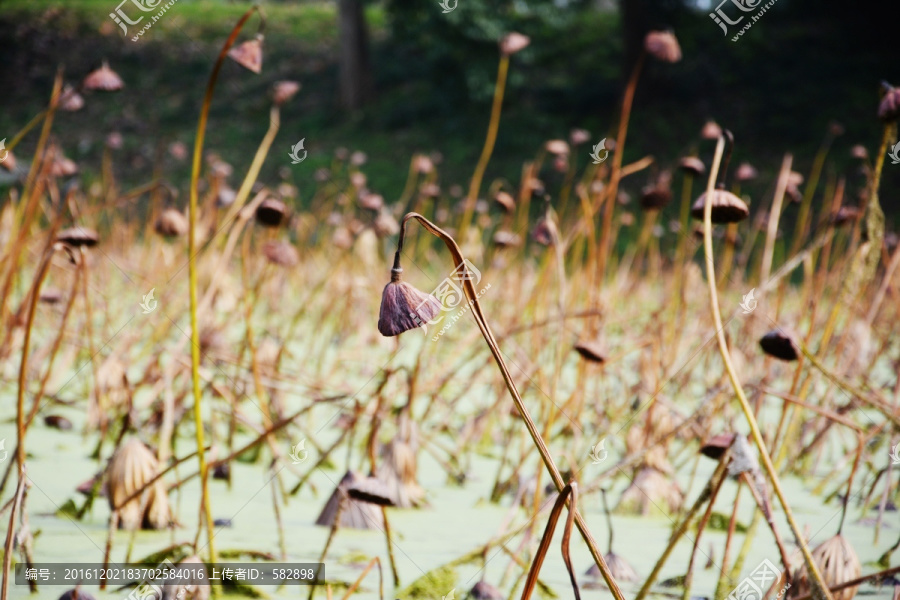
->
[[520, 481, 581, 600], [392, 213, 625, 600], [700, 134, 834, 600]]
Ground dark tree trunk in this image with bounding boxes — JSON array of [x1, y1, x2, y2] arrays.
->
[[338, 0, 373, 111], [621, 0, 650, 82]]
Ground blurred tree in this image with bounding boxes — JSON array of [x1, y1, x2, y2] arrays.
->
[[339, 0, 373, 110], [383, 0, 594, 103]]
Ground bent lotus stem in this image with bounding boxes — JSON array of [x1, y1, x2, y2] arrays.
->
[[520, 481, 581, 600], [700, 133, 834, 600], [391, 212, 625, 600]]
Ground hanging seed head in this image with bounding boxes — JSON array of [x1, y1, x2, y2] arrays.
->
[[759, 329, 800, 361], [154, 208, 188, 238], [500, 32, 530, 56], [545, 139, 570, 156], [83, 60, 124, 91], [413, 154, 434, 174], [377, 266, 442, 337], [57, 226, 99, 248], [228, 34, 264, 73], [574, 340, 608, 364], [701, 120, 722, 140], [494, 191, 516, 213], [59, 85, 84, 111], [691, 190, 749, 224], [644, 30, 681, 63], [640, 171, 673, 210], [878, 82, 900, 122], [793, 535, 861, 600], [700, 432, 736, 460], [679, 156, 705, 176], [49, 145, 78, 177], [39, 287, 65, 305], [350, 151, 368, 166], [419, 182, 441, 198], [734, 162, 758, 182], [359, 192, 384, 211], [255, 198, 288, 227], [531, 217, 558, 246], [850, 145, 868, 160], [261, 240, 299, 267], [272, 80, 300, 105], [570, 128, 591, 146], [831, 206, 862, 227], [373, 212, 400, 237]]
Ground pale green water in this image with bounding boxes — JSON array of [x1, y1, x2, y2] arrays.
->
[[2, 408, 897, 600]]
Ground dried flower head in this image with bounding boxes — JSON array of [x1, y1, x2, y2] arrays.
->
[[419, 182, 441, 198], [691, 190, 749, 224], [272, 80, 300, 105], [531, 217, 558, 246], [228, 34, 264, 74], [759, 329, 800, 361], [57, 226, 99, 248], [261, 240, 299, 267], [878, 83, 900, 122], [734, 162, 758, 182], [413, 154, 434, 174], [346, 476, 396, 506], [574, 340, 608, 364], [500, 32, 530, 56], [359, 193, 384, 211], [831, 206, 862, 227], [59, 85, 84, 111], [255, 198, 288, 227], [793, 535, 861, 600], [49, 145, 78, 177], [83, 60, 124, 91], [701, 120, 722, 140], [377, 266, 442, 337], [494, 191, 515, 212], [570, 128, 591, 146], [679, 156, 705, 176], [373, 212, 400, 237], [850, 145, 868, 160], [470, 581, 504, 600], [107, 438, 170, 530], [586, 552, 639, 584], [644, 30, 681, 63], [38, 288, 64, 306], [169, 141, 188, 161], [640, 171, 673, 211], [699, 432, 736, 460], [154, 208, 188, 238], [106, 132, 123, 150], [545, 140, 570, 156]]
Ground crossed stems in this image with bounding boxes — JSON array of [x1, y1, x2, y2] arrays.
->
[[392, 213, 626, 600]]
